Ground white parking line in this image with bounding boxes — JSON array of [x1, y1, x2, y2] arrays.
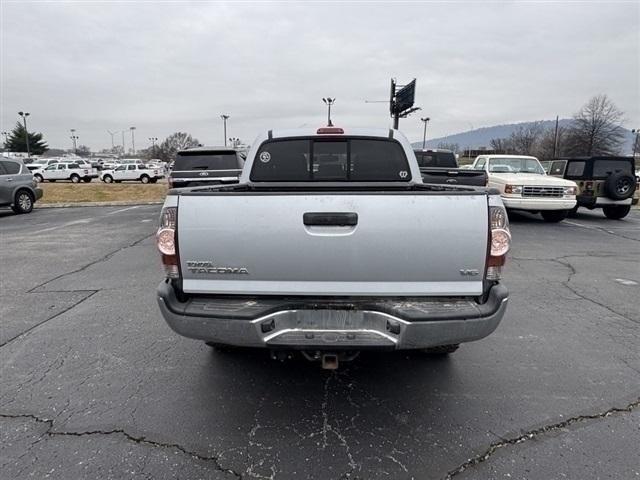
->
[[141, 219, 152, 223], [32, 218, 92, 234], [108, 206, 141, 215]]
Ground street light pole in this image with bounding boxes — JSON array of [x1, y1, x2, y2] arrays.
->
[[121, 130, 125, 155], [130, 127, 136, 154], [420, 117, 430, 149], [221, 115, 229, 146], [632, 129, 639, 157], [1, 131, 8, 151], [18, 111, 31, 157], [107, 130, 116, 150], [322, 98, 335, 126], [70, 129, 79, 154]]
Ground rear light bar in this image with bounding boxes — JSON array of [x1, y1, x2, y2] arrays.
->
[[156, 206, 179, 278], [486, 204, 511, 281], [317, 127, 344, 134]]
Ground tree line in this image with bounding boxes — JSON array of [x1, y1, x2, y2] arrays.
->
[[488, 94, 628, 160]]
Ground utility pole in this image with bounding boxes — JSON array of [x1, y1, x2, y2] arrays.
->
[[220, 115, 229, 146], [420, 117, 430, 149], [553, 115, 559, 158], [632, 129, 639, 157], [70, 129, 79, 154], [130, 127, 136, 154], [322, 98, 335, 126], [121, 130, 125, 155], [149, 137, 158, 157], [18, 111, 31, 157]]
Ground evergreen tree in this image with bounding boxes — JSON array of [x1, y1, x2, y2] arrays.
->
[[5, 121, 49, 155]]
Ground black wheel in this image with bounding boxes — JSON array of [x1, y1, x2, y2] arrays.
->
[[205, 341, 236, 352], [541, 210, 569, 222], [149, 178, 158, 184], [34, 174, 43, 183], [604, 172, 636, 200], [70, 174, 80, 183], [49, 179, 56, 183], [568, 205, 579, 216], [603, 205, 631, 220], [82, 177, 92, 183], [12, 190, 34, 214], [103, 175, 113, 183], [422, 344, 459, 355], [140, 175, 150, 184]]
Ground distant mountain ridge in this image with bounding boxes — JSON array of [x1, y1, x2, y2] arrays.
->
[[411, 119, 636, 154]]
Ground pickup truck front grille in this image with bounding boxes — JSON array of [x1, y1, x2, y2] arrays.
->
[[522, 186, 564, 197]]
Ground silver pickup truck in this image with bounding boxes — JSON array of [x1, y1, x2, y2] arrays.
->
[[156, 127, 511, 368]]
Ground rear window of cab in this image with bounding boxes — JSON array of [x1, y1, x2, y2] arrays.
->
[[250, 138, 411, 182]]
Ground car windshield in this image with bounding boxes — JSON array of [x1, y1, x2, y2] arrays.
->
[[174, 152, 239, 170], [488, 157, 545, 174]]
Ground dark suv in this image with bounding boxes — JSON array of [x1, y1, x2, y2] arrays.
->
[[168, 147, 244, 189], [546, 156, 638, 219]]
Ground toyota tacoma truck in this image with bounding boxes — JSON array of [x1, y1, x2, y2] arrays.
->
[[156, 127, 511, 368]]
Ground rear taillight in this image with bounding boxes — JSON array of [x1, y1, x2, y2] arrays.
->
[[486, 205, 511, 281], [157, 206, 179, 278]]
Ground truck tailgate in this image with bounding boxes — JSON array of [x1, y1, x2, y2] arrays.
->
[[177, 193, 488, 296]]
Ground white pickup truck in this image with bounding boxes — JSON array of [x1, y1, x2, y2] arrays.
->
[[471, 154, 578, 222], [155, 127, 511, 368], [33, 162, 98, 183], [100, 164, 164, 183]]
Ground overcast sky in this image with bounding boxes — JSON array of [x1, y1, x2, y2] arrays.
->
[[2, 1, 638, 151]]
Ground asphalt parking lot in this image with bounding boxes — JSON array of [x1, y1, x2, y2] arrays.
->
[[1, 205, 638, 480]]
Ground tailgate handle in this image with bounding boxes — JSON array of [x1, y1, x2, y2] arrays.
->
[[303, 212, 358, 227]]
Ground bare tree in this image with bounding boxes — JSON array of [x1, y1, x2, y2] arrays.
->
[[566, 94, 625, 156], [489, 137, 511, 153], [437, 142, 460, 152], [534, 126, 569, 160], [508, 122, 544, 155], [157, 132, 200, 162]]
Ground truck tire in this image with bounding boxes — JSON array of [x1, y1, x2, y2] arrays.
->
[[422, 344, 459, 355], [603, 205, 631, 220], [83, 177, 92, 183], [149, 178, 158, 184], [568, 205, 579, 216], [140, 175, 150, 184], [103, 175, 113, 183], [541, 210, 568, 222], [34, 174, 43, 183], [12, 190, 34, 214], [604, 172, 636, 200], [70, 174, 80, 183]]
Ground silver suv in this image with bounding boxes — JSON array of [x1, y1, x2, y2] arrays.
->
[[0, 158, 43, 213]]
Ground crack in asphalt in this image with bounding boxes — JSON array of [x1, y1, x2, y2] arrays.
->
[[0, 290, 99, 348], [27, 232, 154, 293], [444, 397, 640, 479], [511, 254, 639, 325], [552, 257, 640, 326], [1, 231, 155, 349], [0, 413, 242, 479]]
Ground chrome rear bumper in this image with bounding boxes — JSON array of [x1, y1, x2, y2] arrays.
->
[[157, 281, 508, 350]]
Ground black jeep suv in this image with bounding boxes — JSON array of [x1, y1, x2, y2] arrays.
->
[[546, 156, 638, 219]]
